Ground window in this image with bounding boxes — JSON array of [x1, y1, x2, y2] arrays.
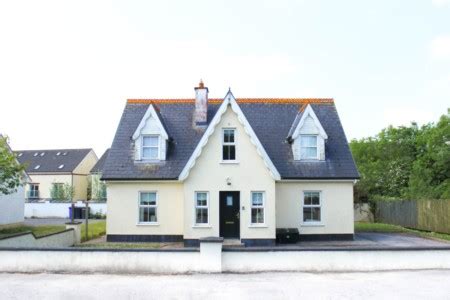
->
[[222, 129, 236, 161], [28, 184, 39, 199], [251, 192, 265, 224], [142, 135, 160, 160], [17, 153, 23, 157], [40, 152, 45, 156], [139, 192, 157, 223], [195, 192, 209, 225], [303, 191, 321, 223], [300, 135, 318, 159], [56, 152, 61, 156], [58, 164, 64, 169], [34, 165, 40, 170]]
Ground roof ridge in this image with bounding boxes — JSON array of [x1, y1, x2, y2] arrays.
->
[[14, 148, 93, 152], [127, 98, 334, 105]]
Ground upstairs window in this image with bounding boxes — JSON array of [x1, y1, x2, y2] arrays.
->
[[222, 129, 236, 161], [142, 135, 160, 160], [300, 135, 318, 159]]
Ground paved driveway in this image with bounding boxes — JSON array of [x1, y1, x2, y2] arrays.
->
[[0, 270, 449, 299], [24, 218, 102, 226]]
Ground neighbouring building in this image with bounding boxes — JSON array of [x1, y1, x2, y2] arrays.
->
[[102, 81, 359, 246], [0, 135, 30, 226], [89, 148, 109, 202], [16, 149, 98, 202]]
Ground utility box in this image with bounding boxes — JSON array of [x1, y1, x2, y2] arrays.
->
[[276, 228, 300, 244]]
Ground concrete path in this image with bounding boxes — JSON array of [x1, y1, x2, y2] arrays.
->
[[0, 270, 449, 299]]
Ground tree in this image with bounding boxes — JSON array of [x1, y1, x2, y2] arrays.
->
[[0, 135, 26, 195], [50, 183, 75, 201], [350, 112, 450, 201]]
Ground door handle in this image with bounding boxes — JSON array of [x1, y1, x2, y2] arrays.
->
[[236, 212, 240, 220]]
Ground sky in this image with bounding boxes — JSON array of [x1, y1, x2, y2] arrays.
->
[[0, 0, 449, 157]]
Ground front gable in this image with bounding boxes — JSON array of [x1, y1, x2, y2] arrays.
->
[[179, 92, 280, 181]]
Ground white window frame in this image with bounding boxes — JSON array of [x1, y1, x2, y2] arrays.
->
[[141, 135, 160, 160], [137, 191, 158, 225], [301, 190, 323, 226], [249, 191, 266, 227], [194, 191, 210, 227], [221, 128, 237, 162], [300, 135, 319, 160]]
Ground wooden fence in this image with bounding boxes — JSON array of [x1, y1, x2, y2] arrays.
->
[[375, 199, 450, 234]]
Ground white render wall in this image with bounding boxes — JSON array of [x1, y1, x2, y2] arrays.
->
[[106, 182, 184, 235], [0, 185, 25, 225], [183, 107, 276, 240], [25, 201, 107, 218], [276, 181, 354, 234]]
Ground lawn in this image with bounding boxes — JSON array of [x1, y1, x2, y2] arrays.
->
[[0, 225, 65, 239], [81, 221, 106, 242], [355, 222, 450, 242]]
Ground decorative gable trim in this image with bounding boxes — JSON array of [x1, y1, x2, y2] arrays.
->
[[179, 91, 281, 181], [132, 104, 169, 141], [291, 104, 328, 140]]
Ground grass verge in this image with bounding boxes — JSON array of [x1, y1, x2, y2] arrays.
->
[[355, 222, 450, 242], [80, 221, 106, 242], [0, 225, 65, 239], [77, 242, 163, 249]]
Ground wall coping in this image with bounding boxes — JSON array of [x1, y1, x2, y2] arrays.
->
[[199, 237, 224, 243], [0, 229, 73, 241]]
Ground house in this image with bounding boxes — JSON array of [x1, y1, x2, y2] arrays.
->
[[102, 81, 359, 246], [15, 149, 98, 202], [89, 149, 109, 201], [0, 135, 30, 226]]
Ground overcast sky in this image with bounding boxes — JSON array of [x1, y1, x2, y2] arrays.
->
[[1, 0, 449, 157]]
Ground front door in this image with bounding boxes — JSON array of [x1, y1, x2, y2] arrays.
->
[[219, 191, 240, 238]]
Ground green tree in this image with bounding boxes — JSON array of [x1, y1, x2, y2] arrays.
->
[[50, 183, 75, 202], [0, 135, 26, 195]]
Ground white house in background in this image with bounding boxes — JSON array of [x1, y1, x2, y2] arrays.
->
[[102, 81, 360, 246], [0, 136, 30, 226], [15, 149, 98, 202]]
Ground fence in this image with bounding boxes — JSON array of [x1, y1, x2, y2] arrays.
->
[[375, 199, 450, 234]]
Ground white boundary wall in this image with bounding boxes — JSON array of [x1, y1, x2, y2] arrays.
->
[[0, 247, 449, 274], [25, 201, 107, 218]]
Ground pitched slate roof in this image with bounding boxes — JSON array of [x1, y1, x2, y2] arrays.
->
[[102, 98, 359, 180], [15, 149, 93, 173], [90, 149, 110, 174]]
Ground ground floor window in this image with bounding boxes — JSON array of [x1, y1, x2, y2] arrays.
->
[[28, 183, 39, 199], [303, 191, 321, 223], [195, 192, 209, 224], [139, 192, 157, 223], [251, 192, 265, 224]]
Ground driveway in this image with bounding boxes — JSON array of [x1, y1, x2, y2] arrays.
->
[[24, 218, 103, 226], [0, 270, 449, 299]]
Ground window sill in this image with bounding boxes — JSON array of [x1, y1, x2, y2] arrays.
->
[[192, 224, 212, 228], [220, 160, 240, 164], [301, 223, 324, 227], [136, 222, 159, 226], [248, 224, 268, 228]]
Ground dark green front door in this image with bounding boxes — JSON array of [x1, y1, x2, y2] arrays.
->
[[219, 191, 240, 238]]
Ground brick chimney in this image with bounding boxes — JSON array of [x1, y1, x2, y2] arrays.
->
[[194, 80, 208, 126]]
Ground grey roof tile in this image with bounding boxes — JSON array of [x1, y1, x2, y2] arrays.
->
[[102, 100, 359, 180], [15, 149, 93, 173], [90, 148, 110, 174]]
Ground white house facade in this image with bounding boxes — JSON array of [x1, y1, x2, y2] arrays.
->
[[103, 81, 359, 246]]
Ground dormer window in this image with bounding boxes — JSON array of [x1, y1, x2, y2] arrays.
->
[[300, 135, 318, 159], [142, 135, 160, 160], [289, 105, 328, 161]]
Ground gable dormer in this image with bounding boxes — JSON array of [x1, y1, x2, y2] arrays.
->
[[289, 104, 328, 161], [132, 104, 169, 161]]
